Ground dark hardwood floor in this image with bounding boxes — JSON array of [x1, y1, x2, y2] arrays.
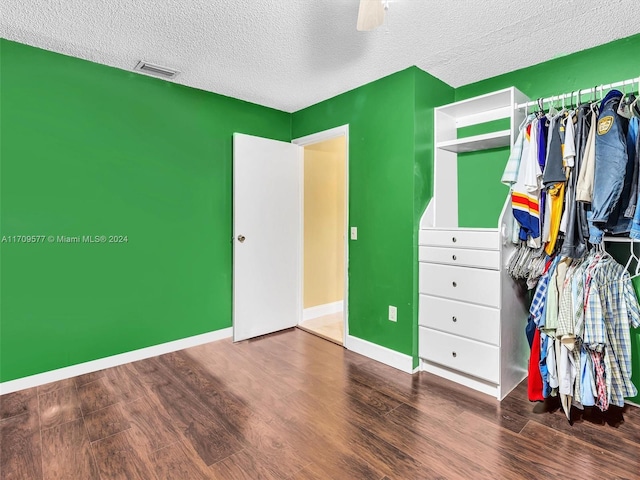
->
[[1, 327, 639, 479]]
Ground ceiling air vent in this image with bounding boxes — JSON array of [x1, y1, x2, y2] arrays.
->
[[133, 61, 179, 80]]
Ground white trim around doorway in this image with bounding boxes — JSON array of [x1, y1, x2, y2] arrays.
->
[[292, 125, 350, 344]]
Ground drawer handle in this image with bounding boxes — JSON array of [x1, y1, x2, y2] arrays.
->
[[452, 237, 457, 243], [452, 352, 457, 358], [452, 316, 457, 323], [452, 281, 457, 287], [452, 255, 457, 260]]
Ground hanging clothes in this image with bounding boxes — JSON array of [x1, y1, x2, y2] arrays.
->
[[525, 249, 640, 418], [506, 86, 640, 265]]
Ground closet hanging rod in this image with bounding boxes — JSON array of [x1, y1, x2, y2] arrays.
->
[[515, 76, 640, 110]]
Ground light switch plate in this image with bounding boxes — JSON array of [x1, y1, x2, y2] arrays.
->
[[389, 305, 397, 322], [350, 227, 358, 240]]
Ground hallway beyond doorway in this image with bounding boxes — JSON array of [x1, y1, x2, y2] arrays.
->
[[298, 312, 343, 345]]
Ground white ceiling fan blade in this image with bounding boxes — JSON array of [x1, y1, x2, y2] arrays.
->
[[356, 0, 385, 31]]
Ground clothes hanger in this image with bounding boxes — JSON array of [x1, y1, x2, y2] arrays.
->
[[547, 95, 558, 116], [562, 95, 570, 124], [632, 96, 640, 118], [519, 102, 531, 130], [623, 240, 639, 279], [630, 77, 640, 118], [632, 243, 640, 280], [591, 241, 606, 257], [590, 88, 600, 115], [617, 80, 636, 119], [558, 93, 568, 117]]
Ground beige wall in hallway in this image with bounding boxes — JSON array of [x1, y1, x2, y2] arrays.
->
[[303, 136, 346, 309]]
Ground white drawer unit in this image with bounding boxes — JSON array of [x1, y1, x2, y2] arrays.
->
[[419, 295, 500, 346], [419, 229, 499, 250], [419, 263, 500, 307], [420, 328, 500, 384], [418, 88, 530, 401], [418, 246, 500, 270]]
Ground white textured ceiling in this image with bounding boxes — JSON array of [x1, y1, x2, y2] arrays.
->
[[2, 0, 639, 112]]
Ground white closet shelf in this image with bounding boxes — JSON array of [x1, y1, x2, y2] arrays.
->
[[436, 130, 511, 153]]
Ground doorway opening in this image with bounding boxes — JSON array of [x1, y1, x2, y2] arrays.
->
[[293, 127, 349, 346]]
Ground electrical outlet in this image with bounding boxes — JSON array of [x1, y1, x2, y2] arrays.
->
[[388, 305, 397, 322], [350, 227, 358, 240]]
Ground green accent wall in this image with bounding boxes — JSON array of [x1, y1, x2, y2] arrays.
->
[[0, 39, 290, 382], [292, 67, 453, 358]]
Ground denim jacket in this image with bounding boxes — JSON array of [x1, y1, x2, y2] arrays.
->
[[588, 90, 631, 244]]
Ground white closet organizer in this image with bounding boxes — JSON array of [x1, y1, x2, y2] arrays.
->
[[419, 87, 530, 400]]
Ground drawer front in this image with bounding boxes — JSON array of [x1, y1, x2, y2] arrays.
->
[[419, 263, 500, 307], [419, 246, 499, 270], [419, 295, 500, 345], [419, 327, 499, 384], [419, 229, 499, 250]]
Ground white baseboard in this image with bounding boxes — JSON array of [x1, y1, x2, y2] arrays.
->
[[421, 360, 499, 398], [0, 327, 233, 395], [303, 300, 343, 321], [345, 335, 414, 374]]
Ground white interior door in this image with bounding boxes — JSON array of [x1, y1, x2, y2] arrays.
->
[[233, 133, 301, 341]]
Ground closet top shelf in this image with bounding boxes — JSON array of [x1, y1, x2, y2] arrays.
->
[[436, 87, 514, 118], [436, 130, 511, 153]]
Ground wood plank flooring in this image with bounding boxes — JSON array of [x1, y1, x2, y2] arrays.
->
[[1, 327, 639, 479]]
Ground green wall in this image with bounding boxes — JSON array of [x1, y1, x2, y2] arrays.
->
[[0, 39, 290, 382], [457, 33, 640, 400], [292, 67, 453, 358]]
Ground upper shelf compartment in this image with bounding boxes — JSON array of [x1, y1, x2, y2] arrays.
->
[[437, 88, 514, 119], [434, 88, 519, 154], [436, 129, 511, 153], [425, 87, 528, 230]]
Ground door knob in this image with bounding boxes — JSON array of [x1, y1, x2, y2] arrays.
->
[[237, 235, 246, 243]]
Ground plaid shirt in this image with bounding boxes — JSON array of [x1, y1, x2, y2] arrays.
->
[[583, 255, 640, 406], [530, 257, 556, 328]]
